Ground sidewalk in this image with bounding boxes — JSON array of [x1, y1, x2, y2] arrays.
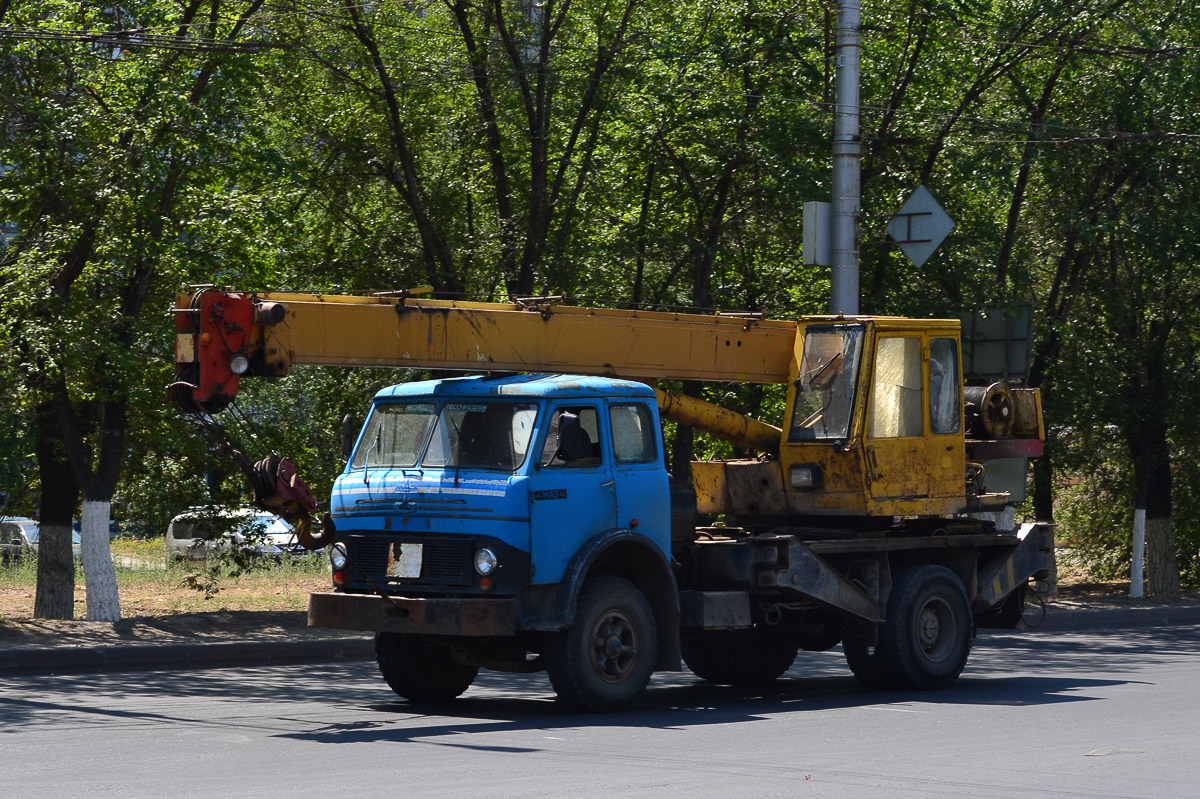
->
[[2, 598, 1200, 676], [0, 610, 373, 674], [1022, 595, 1200, 632]]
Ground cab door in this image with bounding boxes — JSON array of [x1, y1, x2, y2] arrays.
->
[[865, 335, 929, 500], [528, 403, 617, 585], [927, 335, 966, 501], [607, 401, 669, 552]]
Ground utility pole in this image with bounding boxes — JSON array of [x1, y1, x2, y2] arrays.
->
[[830, 0, 861, 315]]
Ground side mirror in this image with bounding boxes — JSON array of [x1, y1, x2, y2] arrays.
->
[[341, 414, 357, 461], [554, 413, 592, 463]]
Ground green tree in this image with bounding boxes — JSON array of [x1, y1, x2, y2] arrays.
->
[[0, 0, 272, 619]]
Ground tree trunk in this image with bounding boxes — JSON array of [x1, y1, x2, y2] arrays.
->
[[669, 380, 703, 483], [80, 499, 120, 621], [1129, 320, 1179, 598], [1139, 418, 1178, 598], [53, 390, 125, 621], [33, 403, 78, 620], [1031, 454, 1056, 597], [1144, 515, 1178, 598]]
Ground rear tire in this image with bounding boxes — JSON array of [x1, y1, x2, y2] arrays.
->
[[844, 565, 972, 691], [682, 629, 800, 685], [881, 565, 972, 690], [545, 576, 656, 712], [375, 633, 479, 702], [842, 636, 894, 690]]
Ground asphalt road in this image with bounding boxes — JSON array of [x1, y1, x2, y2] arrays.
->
[[3, 626, 1198, 799]]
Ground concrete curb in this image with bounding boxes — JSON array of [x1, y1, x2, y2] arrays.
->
[[0, 637, 375, 675], [1023, 604, 1200, 632]]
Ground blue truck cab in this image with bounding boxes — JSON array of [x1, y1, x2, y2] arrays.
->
[[315, 374, 682, 711]]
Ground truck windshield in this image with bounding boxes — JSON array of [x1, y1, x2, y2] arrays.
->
[[790, 324, 864, 441], [352, 402, 438, 469], [422, 402, 538, 472]]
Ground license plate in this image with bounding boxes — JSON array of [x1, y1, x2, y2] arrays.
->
[[387, 543, 423, 579]]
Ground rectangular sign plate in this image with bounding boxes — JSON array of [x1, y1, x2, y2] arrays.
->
[[387, 543, 423, 579]]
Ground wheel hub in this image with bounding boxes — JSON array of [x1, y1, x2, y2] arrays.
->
[[916, 596, 957, 662], [590, 611, 637, 683], [918, 606, 941, 650]]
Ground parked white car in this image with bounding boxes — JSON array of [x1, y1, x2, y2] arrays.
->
[[1, 517, 39, 560], [1, 517, 81, 560], [165, 507, 298, 561]]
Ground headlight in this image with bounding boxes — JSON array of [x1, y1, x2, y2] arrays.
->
[[788, 465, 821, 489], [229, 353, 250, 375], [473, 547, 498, 576], [329, 543, 348, 570]]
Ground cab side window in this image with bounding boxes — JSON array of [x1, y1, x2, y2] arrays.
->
[[929, 337, 962, 434], [868, 336, 924, 438], [541, 406, 602, 467], [610, 403, 657, 463]]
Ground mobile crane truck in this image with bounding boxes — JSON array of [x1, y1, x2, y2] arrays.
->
[[170, 288, 1051, 712]]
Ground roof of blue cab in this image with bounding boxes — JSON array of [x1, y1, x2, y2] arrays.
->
[[373, 373, 656, 402]]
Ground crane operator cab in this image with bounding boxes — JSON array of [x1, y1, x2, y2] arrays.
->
[[695, 317, 1042, 528]]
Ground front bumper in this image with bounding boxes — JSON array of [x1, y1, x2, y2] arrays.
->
[[308, 591, 518, 637]]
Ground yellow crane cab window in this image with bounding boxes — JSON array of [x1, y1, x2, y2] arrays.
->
[[868, 336, 923, 438], [929, 337, 961, 435], [790, 324, 864, 442]]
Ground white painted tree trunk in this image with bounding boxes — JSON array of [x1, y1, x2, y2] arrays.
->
[[80, 499, 121, 621], [1130, 508, 1145, 599], [1145, 515, 1180, 598]]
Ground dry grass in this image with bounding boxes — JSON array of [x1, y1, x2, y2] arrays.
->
[[0, 537, 329, 622]]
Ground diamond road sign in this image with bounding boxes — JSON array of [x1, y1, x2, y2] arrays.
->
[[887, 185, 954, 268]]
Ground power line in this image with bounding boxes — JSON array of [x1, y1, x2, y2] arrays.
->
[[0, 25, 288, 54], [4, 9, 1198, 147]]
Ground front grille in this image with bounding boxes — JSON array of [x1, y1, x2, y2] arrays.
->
[[424, 543, 466, 580], [344, 535, 469, 586]]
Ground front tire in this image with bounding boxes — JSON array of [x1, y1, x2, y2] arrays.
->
[[375, 633, 479, 702], [545, 576, 657, 712]]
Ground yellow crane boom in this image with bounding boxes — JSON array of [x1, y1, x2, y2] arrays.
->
[[172, 289, 792, 453], [238, 292, 798, 383]]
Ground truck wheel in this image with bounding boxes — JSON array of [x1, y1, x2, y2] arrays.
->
[[545, 576, 657, 713], [842, 637, 895, 690], [880, 564, 973, 690], [375, 633, 479, 702], [682, 629, 800, 685]]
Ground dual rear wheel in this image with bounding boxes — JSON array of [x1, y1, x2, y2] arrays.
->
[[844, 564, 973, 690]]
